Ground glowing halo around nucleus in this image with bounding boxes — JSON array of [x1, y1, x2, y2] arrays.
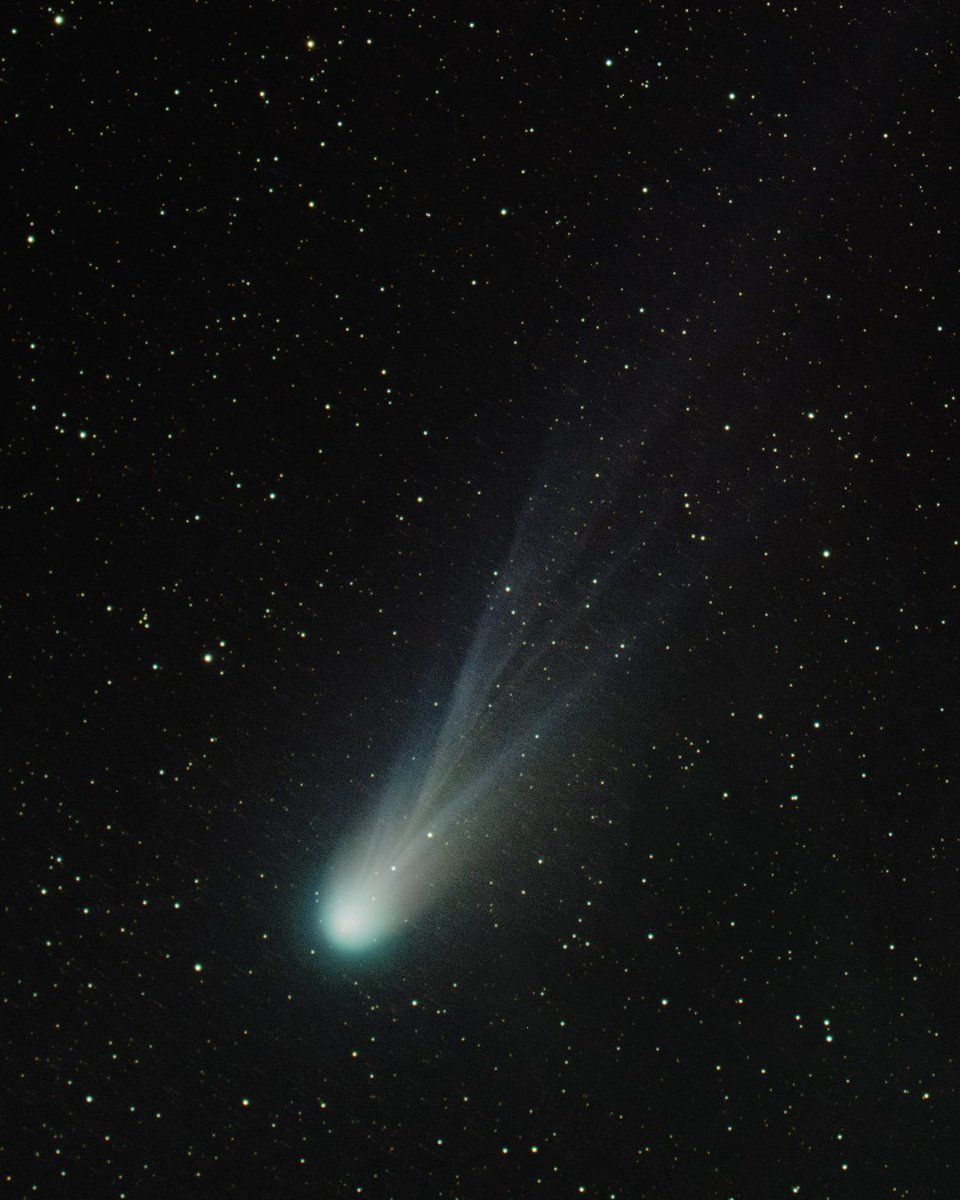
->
[[320, 820, 443, 953], [322, 885, 391, 952]]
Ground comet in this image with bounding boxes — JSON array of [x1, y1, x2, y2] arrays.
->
[[318, 421, 647, 953]]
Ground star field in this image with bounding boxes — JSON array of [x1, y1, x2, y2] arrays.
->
[[3, 3, 958, 1197]]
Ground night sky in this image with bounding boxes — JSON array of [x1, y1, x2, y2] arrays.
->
[[4, 3, 958, 1197]]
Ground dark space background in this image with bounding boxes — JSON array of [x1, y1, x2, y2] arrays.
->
[[3, 3, 958, 1197]]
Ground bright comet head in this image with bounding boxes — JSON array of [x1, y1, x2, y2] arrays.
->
[[322, 881, 393, 953]]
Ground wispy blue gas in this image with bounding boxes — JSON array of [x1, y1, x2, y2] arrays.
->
[[320, 421, 645, 952]]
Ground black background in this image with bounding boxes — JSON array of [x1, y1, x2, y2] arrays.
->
[[3, 3, 957, 1197]]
